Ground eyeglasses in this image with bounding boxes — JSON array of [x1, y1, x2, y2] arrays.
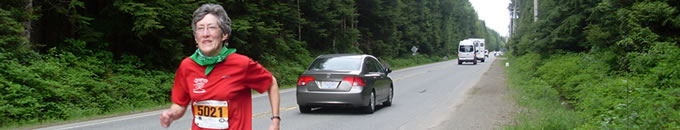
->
[[195, 26, 220, 34]]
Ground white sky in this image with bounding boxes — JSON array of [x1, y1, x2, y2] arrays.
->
[[469, 0, 511, 37]]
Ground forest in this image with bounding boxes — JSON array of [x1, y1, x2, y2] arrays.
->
[[0, 0, 505, 126], [507, 0, 680, 129]]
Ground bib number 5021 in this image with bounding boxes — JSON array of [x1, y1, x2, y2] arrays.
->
[[196, 105, 225, 118], [193, 100, 229, 118], [193, 100, 229, 129]]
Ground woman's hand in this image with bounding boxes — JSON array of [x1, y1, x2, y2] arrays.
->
[[160, 110, 175, 128], [160, 104, 187, 128]]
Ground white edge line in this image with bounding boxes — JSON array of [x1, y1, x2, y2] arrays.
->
[[40, 109, 166, 130]]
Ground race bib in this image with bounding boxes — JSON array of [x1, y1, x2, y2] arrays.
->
[[193, 100, 229, 129]]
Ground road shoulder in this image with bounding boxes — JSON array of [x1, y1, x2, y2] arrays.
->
[[431, 58, 518, 130]]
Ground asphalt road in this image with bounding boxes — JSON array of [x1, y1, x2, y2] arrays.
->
[[37, 56, 496, 130]]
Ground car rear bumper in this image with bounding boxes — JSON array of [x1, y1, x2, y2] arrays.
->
[[296, 86, 368, 107], [458, 57, 475, 62]]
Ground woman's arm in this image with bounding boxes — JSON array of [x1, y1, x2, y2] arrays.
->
[[268, 76, 280, 130]]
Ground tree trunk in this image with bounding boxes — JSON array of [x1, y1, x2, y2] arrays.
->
[[22, 0, 33, 50], [343, 17, 346, 31], [297, 0, 302, 41]]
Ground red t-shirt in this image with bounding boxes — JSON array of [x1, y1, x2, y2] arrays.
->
[[171, 53, 273, 130]]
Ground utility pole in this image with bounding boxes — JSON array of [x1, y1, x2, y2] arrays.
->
[[534, 0, 538, 22], [508, 1, 513, 39], [508, 0, 519, 40]]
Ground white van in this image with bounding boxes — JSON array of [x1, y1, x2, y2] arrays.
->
[[469, 38, 486, 62], [458, 40, 477, 65]]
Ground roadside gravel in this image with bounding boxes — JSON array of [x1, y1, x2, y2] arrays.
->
[[431, 58, 518, 130]]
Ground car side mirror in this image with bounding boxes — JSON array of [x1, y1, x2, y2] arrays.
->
[[385, 68, 392, 74]]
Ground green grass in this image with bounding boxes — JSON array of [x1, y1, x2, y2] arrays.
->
[[504, 50, 680, 129], [503, 53, 584, 129], [504, 76, 584, 129]]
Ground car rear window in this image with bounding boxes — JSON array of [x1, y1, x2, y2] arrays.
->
[[308, 56, 363, 71], [459, 45, 474, 52]]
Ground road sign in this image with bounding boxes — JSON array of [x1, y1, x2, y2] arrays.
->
[[411, 46, 418, 56]]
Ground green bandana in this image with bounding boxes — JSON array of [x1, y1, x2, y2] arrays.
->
[[190, 46, 236, 76]]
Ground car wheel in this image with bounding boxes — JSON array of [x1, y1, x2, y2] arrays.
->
[[383, 87, 393, 106], [363, 91, 376, 114], [481, 59, 485, 62], [458, 61, 462, 65], [299, 106, 312, 113]]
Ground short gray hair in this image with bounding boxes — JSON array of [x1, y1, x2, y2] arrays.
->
[[191, 4, 232, 39]]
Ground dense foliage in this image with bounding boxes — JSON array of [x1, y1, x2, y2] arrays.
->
[[0, 0, 504, 126], [508, 0, 680, 128]]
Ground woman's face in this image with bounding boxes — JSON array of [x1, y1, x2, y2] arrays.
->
[[194, 14, 228, 56]]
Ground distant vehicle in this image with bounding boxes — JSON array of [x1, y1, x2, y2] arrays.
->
[[465, 38, 486, 62], [495, 51, 504, 56], [296, 54, 393, 114], [458, 40, 477, 65], [484, 49, 489, 58]]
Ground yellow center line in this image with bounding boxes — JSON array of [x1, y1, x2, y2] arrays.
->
[[394, 63, 451, 81], [394, 72, 426, 81], [252, 105, 299, 119]]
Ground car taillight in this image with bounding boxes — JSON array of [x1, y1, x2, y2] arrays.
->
[[297, 76, 314, 86], [343, 76, 366, 87]]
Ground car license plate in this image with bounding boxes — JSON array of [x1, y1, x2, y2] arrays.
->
[[320, 81, 338, 89]]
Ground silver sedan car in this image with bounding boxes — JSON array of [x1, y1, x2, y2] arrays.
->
[[296, 54, 394, 114]]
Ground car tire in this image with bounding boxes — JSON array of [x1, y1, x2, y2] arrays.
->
[[299, 106, 312, 113], [458, 61, 462, 65], [481, 59, 485, 62], [363, 91, 376, 114], [383, 87, 393, 106]]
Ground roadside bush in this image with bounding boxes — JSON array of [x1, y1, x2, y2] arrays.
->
[[577, 75, 680, 129], [506, 54, 585, 130], [258, 51, 314, 88], [506, 0, 680, 128], [262, 61, 308, 88], [511, 53, 541, 77], [0, 40, 174, 126], [535, 53, 609, 102], [575, 42, 680, 129], [507, 43, 680, 129]]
